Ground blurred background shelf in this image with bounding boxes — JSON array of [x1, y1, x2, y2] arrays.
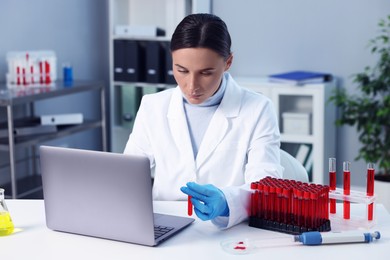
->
[[236, 77, 336, 184], [0, 80, 107, 198]]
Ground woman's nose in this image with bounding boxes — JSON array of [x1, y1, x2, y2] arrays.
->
[[188, 74, 198, 91]]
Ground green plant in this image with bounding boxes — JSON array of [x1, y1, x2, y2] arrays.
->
[[329, 15, 390, 180]]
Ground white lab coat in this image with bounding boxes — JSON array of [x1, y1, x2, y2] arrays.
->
[[124, 73, 283, 228]]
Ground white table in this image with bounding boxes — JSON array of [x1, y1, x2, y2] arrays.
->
[[1, 200, 389, 259]]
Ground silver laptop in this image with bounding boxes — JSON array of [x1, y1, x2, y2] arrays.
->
[[39, 145, 194, 246]]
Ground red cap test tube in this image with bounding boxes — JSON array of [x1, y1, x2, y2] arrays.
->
[[250, 182, 258, 217], [367, 163, 375, 221], [329, 158, 337, 214], [250, 177, 331, 232], [187, 196, 193, 216], [343, 161, 351, 219], [257, 183, 264, 218]]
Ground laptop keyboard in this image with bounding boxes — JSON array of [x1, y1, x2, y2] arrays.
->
[[154, 225, 174, 239]]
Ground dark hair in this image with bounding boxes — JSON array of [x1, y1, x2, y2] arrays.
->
[[170, 13, 232, 60]]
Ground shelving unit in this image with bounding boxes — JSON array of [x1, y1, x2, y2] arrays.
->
[[0, 80, 107, 198], [235, 77, 336, 184], [108, 0, 211, 153]]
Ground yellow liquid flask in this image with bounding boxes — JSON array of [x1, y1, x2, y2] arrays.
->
[[0, 188, 14, 236]]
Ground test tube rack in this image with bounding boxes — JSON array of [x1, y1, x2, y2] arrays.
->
[[329, 188, 377, 229], [249, 177, 331, 235], [6, 50, 57, 88]]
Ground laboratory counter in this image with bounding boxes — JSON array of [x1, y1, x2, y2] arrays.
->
[[1, 200, 389, 259]]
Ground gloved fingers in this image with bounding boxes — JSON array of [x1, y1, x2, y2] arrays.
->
[[191, 197, 223, 220], [181, 182, 229, 219], [180, 186, 208, 202], [186, 182, 217, 197], [180, 186, 192, 196], [180, 184, 213, 203], [191, 199, 216, 221], [193, 207, 212, 221], [191, 197, 213, 215]]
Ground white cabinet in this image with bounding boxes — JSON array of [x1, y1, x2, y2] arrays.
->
[[108, 0, 211, 153], [236, 77, 336, 184]]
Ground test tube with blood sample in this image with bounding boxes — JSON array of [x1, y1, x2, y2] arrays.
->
[[343, 161, 351, 219], [366, 163, 375, 221], [329, 158, 336, 214]]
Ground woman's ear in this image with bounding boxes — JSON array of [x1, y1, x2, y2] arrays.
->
[[224, 53, 233, 71]]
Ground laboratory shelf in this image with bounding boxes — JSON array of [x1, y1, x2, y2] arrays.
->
[[0, 119, 103, 151], [0, 80, 107, 199]]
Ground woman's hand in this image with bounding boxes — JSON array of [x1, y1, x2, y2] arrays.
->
[[181, 182, 229, 220]]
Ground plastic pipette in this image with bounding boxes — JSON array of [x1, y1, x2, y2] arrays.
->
[[294, 231, 381, 245]]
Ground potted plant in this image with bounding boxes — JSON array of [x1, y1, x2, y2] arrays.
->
[[329, 15, 390, 210]]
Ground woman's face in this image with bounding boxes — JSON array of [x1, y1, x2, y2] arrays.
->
[[172, 48, 233, 104]]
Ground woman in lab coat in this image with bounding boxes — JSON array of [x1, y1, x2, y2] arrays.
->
[[124, 13, 283, 229]]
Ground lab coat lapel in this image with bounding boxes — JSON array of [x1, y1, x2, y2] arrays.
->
[[195, 108, 228, 167], [167, 88, 195, 162], [196, 75, 242, 168]]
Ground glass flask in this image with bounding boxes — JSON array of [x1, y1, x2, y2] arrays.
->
[[0, 188, 14, 236]]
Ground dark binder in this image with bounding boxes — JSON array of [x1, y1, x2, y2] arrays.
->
[[114, 40, 145, 82], [113, 40, 126, 82], [124, 40, 145, 82], [162, 41, 176, 85], [145, 41, 164, 83]]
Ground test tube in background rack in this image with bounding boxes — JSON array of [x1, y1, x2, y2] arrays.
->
[[329, 158, 336, 214], [343, 161, 351, 219], [366, 163, 375, 221]]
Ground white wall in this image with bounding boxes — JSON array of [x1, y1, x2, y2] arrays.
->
[[213, 0, 390, 188]]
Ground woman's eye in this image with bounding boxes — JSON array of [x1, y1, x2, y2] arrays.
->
[[178, 70, 188, 73]]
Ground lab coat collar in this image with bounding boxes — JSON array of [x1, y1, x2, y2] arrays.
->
[[196, 73, 242, 168], [167, 88, 196, 164], [167, 73, 244, 169], [218, 73, 241, 118]]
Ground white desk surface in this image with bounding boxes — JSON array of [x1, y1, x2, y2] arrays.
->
[[1, 200, 389, 260]]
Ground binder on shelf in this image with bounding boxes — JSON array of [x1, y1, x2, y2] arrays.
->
[[13, 125, 57, 137], [268, 71, 332, 85], [145, 41, 164, 83], [113, 40, 126, 82], [124, 40, 145, 82], [0, 117, 57, 138], [40, 113, 83, 126], [113, 40, 145, 82], [162, 41, 176, 85]]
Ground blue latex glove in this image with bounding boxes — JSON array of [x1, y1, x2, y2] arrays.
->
[[180, 182, 229, 221]]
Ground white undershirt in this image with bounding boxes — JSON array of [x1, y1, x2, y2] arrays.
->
[[182, 74, 227, 159]]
